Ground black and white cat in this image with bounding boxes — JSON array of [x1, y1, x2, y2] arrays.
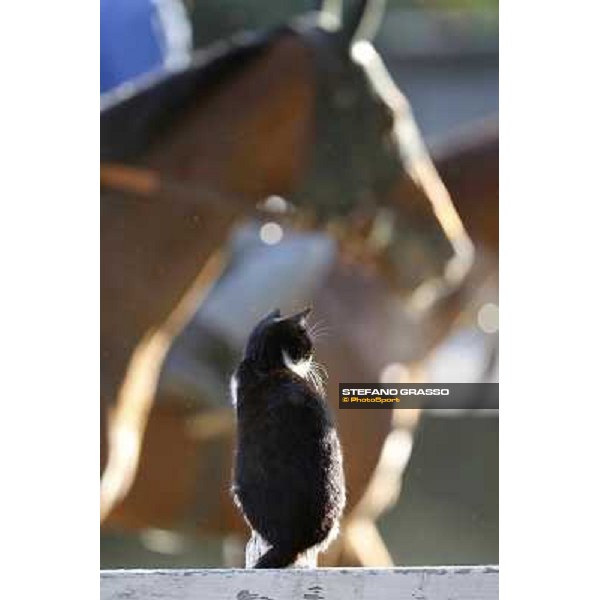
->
[[231, 308, 346, 568]]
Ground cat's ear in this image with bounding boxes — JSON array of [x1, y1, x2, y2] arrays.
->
[[290, 306, 312, 326]]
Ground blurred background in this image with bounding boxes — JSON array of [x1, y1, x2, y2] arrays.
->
[[101, 0, 498, 568]]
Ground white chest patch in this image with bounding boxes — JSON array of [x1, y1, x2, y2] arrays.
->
[[282, 351, 312, 379]]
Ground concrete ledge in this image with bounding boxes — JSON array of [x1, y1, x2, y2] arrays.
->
[[101, 566, 499, 599]]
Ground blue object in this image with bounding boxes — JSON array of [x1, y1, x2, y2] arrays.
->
[[101, 0, 191, 93]]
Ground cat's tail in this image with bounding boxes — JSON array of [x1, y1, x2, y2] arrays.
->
[[254, 546, 300, 568]]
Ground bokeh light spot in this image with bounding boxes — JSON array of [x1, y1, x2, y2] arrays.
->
[[262, 195, 288, 214], [259, 222, 283, 245], [379, 362, 410, 383], [477, 303, 499, 334]]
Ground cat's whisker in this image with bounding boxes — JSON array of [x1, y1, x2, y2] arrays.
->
[[309, 319, 328, 330], [309, 372, 321, 396], [308, 319, 329, 337], [316, 367, 329, 381], [306, 359, 328, 396], [313, 371, 328, 385], [309, 325, 333, 341], [312, 331, 332, 341], [311, 326, 330, 335], [309, 318, 327, 329]]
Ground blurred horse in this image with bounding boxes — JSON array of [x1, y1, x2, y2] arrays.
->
[[100, 0, 476, 563]]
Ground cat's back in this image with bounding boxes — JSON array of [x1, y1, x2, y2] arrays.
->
[[236, 368, 332, 437]]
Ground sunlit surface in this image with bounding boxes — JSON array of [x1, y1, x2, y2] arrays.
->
[[259, 222, 283, 245]]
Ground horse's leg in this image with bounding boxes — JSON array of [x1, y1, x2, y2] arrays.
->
[[100, 252, 225, 521]]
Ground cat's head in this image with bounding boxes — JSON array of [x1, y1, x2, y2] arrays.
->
[[244, 307, 313, 373]]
